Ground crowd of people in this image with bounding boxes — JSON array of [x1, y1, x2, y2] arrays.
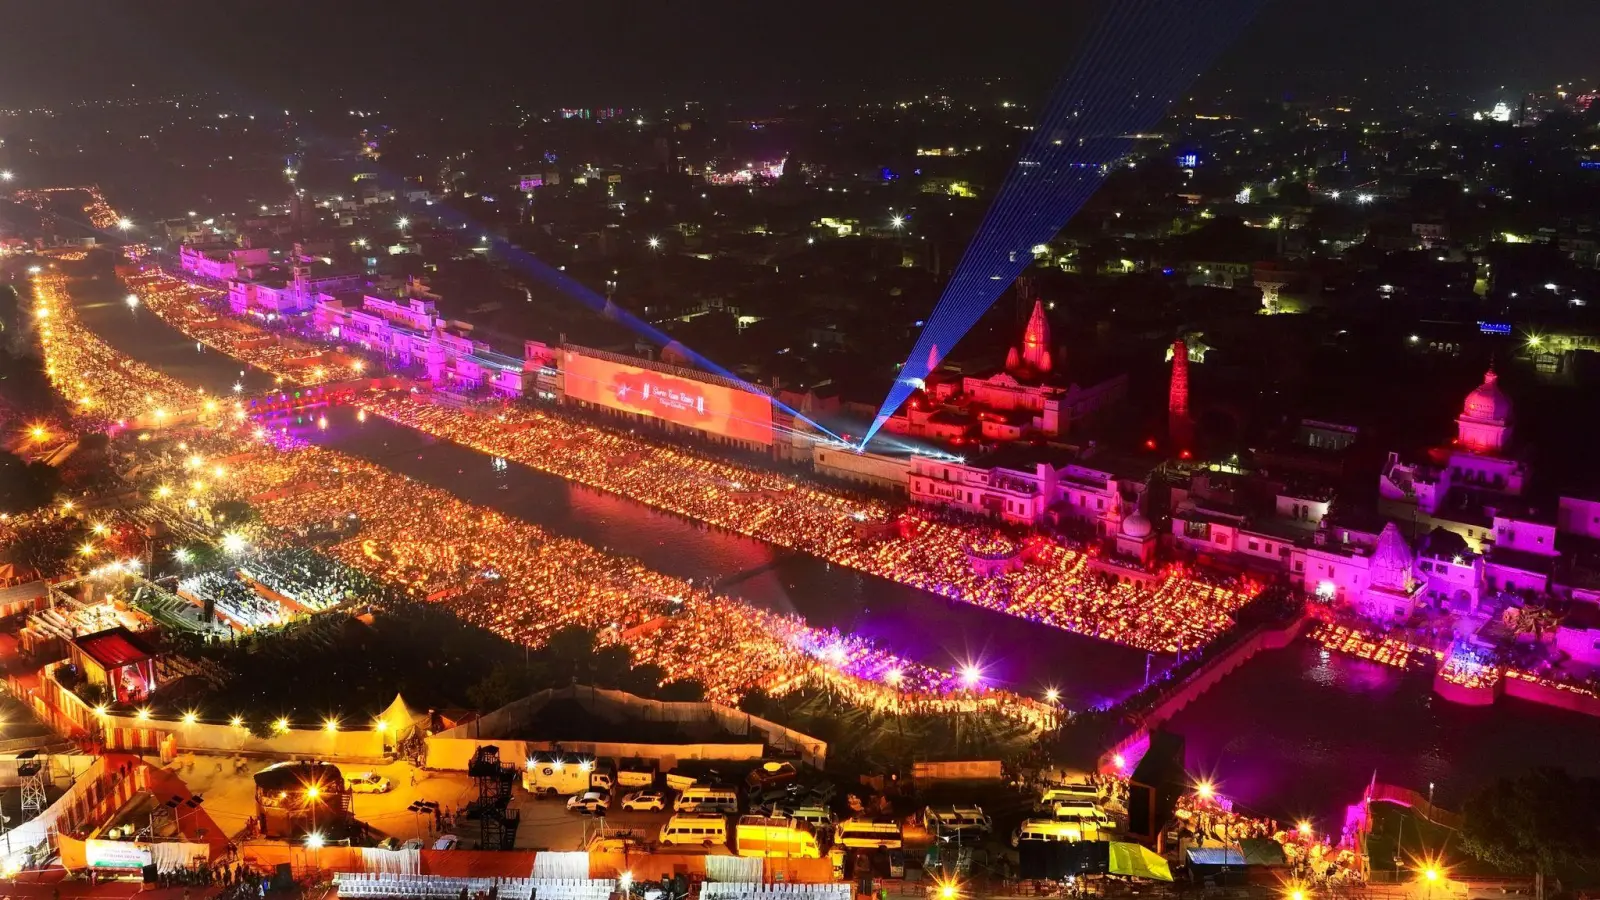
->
[[131, 269, 1257, 654], [33, 273, 208, 424], [1307, 622, 1429, 669], [363, 396, 1251, 653], [245, 547, 370, 612], [178, 570, 287, 629], [124, 272, 349, 387], [136, 435, 1053, 726]]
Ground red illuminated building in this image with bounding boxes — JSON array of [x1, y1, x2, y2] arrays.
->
[[883, 299, 1126, 444], [68, 627, 161, 705]]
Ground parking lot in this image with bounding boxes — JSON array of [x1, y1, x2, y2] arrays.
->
[[171, 755, 689, 851]]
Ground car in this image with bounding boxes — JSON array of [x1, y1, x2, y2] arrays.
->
[[568, 790, 611, 814], [621, 790, 666, 812], [345, 772, 392, 794], [745, 761, 799, 790], [432, 834, 458, 851]]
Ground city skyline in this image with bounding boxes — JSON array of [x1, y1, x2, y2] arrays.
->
[[2, 0, 1599, 108]]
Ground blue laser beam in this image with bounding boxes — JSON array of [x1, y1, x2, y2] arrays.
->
[[862, 0, 1266, 447], [266, 151, 844, 444]]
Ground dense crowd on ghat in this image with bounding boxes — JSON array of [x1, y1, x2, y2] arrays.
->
[[33, 274, 207, 424], [1310, 621, 1600, 699], [22, 271, 1059, 727], [124, 273, 352, 387], [363, 396, 1251, 652], [244, 548, 368, 612], [1307, 622, 1429, 669], [138, 271, 1253, 652], [134, 435, 1052, 725], [179, 571, 288, 629]]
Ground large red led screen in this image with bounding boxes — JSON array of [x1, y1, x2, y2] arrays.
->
[[563, 351, 774, 445]]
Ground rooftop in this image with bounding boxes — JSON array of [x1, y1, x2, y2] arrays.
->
[[73, 627, 160, 669]]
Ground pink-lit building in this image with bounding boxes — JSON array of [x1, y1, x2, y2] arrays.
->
[[227, 248, 364, 317], [1380, 366, 1529, 553], [310, 288, 548, 397], [179, 243, 272, 281], [884, 300, 1126, 444], [907, 445, 1148, 531], [1298, 522, 1427, 624]]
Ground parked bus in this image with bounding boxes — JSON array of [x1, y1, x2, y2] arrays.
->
[[835, 817, 903, 850], [735, 816, 822, 858]]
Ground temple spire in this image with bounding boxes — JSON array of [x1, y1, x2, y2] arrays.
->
[[1019, 300, 1051, 371]]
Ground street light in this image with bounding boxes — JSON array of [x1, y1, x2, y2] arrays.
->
[[397, 217, 410, 228], [647, 236, 661, 250], [890, 215, 906, 229], [221, 532, 247, 554], [125, 294, 139, 309], [117, 217, 132, 231], [0, 171, 12, 182]]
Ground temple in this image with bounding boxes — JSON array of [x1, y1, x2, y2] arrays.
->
[[882, 297, 1126, 444]]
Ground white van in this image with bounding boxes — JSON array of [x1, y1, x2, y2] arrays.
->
[[835, 817, 903, 850], [1011, 818, 1084, 847], [1052, 808, 1114, 839], [922, 805, 993, 836], [675, 785, 740, 814], [1039, 785, 1099, 809], [1051, 800, 1113, 827], [659, 814, 729, 848], [781, 806, 837, 831]]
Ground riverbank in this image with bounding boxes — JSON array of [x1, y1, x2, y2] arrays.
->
[[1096, 611, 1312, 773]]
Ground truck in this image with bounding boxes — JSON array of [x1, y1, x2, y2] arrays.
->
[[522, 755, 615, 797], [735, 816, 822, 859], [617, 760, 657, 789]]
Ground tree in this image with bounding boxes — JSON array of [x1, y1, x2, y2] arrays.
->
[[212, 498, 258, 526], [656, 680, 707, 702], [738, 688, 777, 719], [1460, 767, 1600, 893], [590, 644, 632, 686], [617, 662, 667, 697], [3, 518, 86, 578], [0, 450, 61, 514], [467, 662, 537, 711]]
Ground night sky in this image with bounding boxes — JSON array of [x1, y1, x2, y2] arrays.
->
[[1, 0, 1597, 107]]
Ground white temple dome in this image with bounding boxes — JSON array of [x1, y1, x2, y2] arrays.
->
[[1122, 511, 1153, 539], [1462, 367, 1511, 423]]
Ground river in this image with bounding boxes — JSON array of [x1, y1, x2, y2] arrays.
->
[[69, 268, 1158, 708], [69, 268, 1600, 824]]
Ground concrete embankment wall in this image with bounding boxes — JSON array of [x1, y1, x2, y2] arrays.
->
[[1503, 675, 1600, 715], [1433, 670, 1600, 716], [1099, 614, 1310, 772]]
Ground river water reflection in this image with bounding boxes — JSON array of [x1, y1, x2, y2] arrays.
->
[[72, 270, 1157, 707], [71, 269, 1600, 821]]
